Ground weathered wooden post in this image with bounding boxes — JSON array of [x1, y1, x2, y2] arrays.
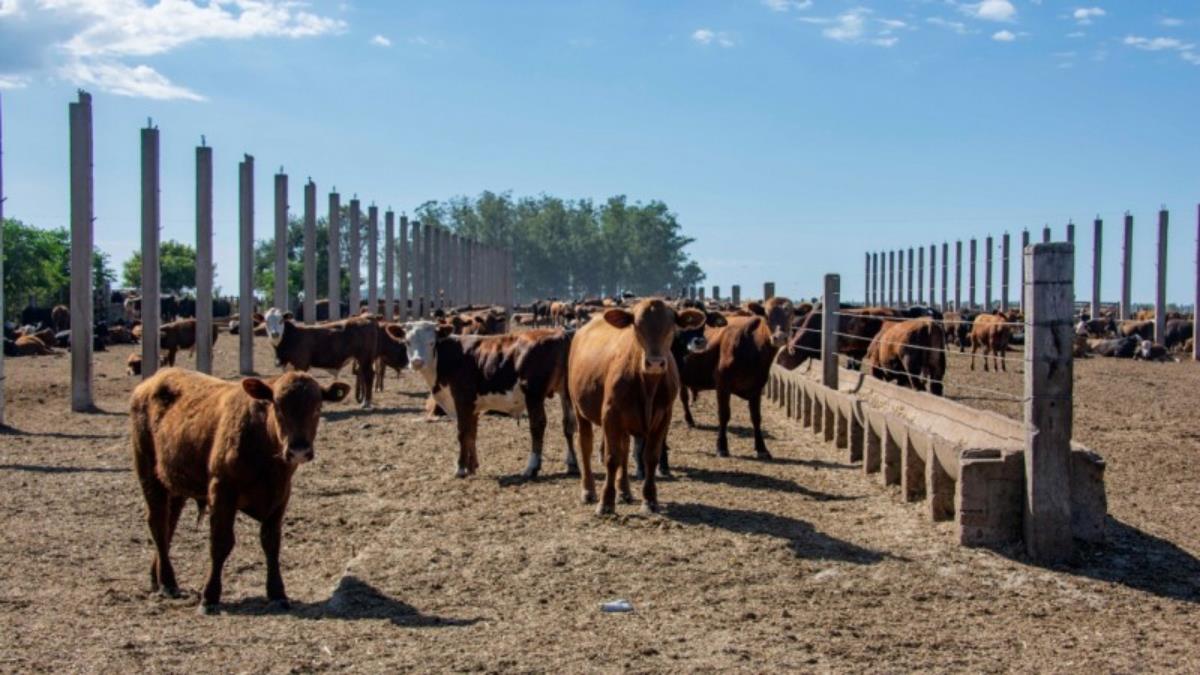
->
[[1091, 217, 1102, 320], [348, 198, 361, 314], [398, 215, 409, 319], [954, 241, 963, 311], [731, 284, 741, 306], [0, 92, 6, 425], [906, 248, 914, 306], [917, 247, 924, 304], [327, 190, 341, 320], [69, 91, 94, 410], [968, 238, 977, 309], [367, 205, 379, 314], [238, 155, 255, 375], [196, 143, 214, 373], [1020, 229, 1030, 315], [423, 221, 434, 316], [985, 235, 993, 311], [765, 281, 776, 301], [140, 123, 160, 381], [1155, 208, 1168, 345], [384, 210, 395, 319], [1001, 233, 1010, 313], [273, 170, 288, 312], [941, 242, 948, 311], [821, 274, 839, 389], [1121, 213, 1133, 320], [302, 180, 316, 325], [1023, 241, 1075, 564]]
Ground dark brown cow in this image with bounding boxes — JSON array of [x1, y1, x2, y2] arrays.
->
[[159, 318, 220, 367], [777, 306, 901, 370], [108, 325, 137, 344], [448, 308, 508, 336], [51, 305, 70, 332], [400, 321, 577, 479], [568, 299, 704, 514], [263, 309, 379, 408], [969, 313, 1012, 371], [130, 368, 349, 613], [865, 318, 946, 395], [373, 322, 410, 392]]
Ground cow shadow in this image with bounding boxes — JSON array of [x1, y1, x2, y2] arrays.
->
[[664, 502, 892, 564], [324, 406, 425, 421], [217, 577, 480, 627], [755, 456, 857, 471], [496, 468, 581, 488], [0, 428, 122, 440], [676, 466, 859, 502], [693, 423, 773, 440], [0, 463, 128, 474], [1047, 517, 1200, 603]]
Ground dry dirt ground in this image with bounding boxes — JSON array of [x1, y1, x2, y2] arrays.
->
[[0, 335, 1198, 673]]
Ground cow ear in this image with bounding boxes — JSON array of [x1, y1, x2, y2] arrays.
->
[[384, 324, 406, 341], [242, 378, 274, 401], [705, 312, 728, 328], [283, 312, 294, 321], [676, 309, 705, 329], [746, 302, 766, 317], [436, 324, 454, 339], [323, 382, 351, 403], [603, 308, 635, 329]]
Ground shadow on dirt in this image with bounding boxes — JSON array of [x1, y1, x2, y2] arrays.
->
[[0, 463, 129, 474], [676, 466, 860, 502], [216, 577, 481, 627], [665, 501, 893, 564], [1064, 517, 1200, 603], [324, 406, 425, 421]]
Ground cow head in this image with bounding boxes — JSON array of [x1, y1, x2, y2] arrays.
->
[[670, 311, 727, 365], [242, 372, 350, 465], [401, 320, 453, 375], [604, 299, 705, 374], [264, 308, 292, 346], [1137, 339, 1155, 360]]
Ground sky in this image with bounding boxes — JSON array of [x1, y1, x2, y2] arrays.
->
[[1, 0, 1197, 305]]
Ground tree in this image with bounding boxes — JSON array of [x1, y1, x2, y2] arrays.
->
[[2, 218, 118, 320], [122, 240, 198, 295]]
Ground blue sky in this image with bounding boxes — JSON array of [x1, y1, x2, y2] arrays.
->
[[1, 0, 1197, 304]]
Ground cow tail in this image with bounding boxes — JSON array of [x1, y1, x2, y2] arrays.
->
[[194, 499, 207, 528]]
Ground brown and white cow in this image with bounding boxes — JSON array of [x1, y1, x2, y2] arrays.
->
[[400, 321, 578, 479], [568, 299, 705, 514], [130, 368, 349, 613], [865, 318, 947, 395], [263, 308, 379, 408]]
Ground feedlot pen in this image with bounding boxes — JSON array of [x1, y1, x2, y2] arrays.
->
[[0, 338, 1198, 672]]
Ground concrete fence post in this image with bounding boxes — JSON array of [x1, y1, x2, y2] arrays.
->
[[864, 254, 870, 304], [238, 155, 254, 375], [873, 253, 880, 305], [1067, 221, 1075, 244], [348, 198, 361, 314], [888, 251, 895, 306], [69, 91, 94, 410], [1042, 225, 1051, 243], [917, 246, 924, 304], [929, 244, 936, 307], [431, 224, 442, 311], [1155, 209, 1168, 345], [302, 180, 316, 325], [765, 281, 776, 301], [273, 171, 288, 312], [1023, 241, 1075, 564], [954, 241, 963, 311], [411, 220, 423, 317], [713, 286, 720, 303], [1020, 229, 1030, 316], [698, 286, 706, 302], [1091, 217, 1102, 320], [907, 248, 914, 306], [196, 143, 214, 373], [897, 250, 905, 307], [367, 205, 379, 314], [398, 215, 409, 319], [327, 190, 341, 320], [1121, 213, 1133, 320], [423, 222, 434, 316], [969, 238, 977, 309], [140, 124, 160, 381], [384, 210, 395, 320], [732, 285, 741, 306], [821, 274, 839, 389], [0, 92, 6, 424], [1001, 233, 1010, 313], [941, 242, 948, 311], [985, 235, 993, 310]]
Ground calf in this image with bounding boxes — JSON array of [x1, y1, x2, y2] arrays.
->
[[264, 309, 379, 408], [127, 353, 143, 376], [401, 321, 578, 479], [159, 318, 220, 367], [969, 313, 1012, 372], [130, 368, 349, 613], [865, 318, 946, 395], [1134, 340, 1175, 362], [1089, 335, 1139, 358], [1076, 316, 1117, 338], [568, 299, 704, 514]]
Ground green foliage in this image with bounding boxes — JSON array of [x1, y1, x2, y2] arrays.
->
[[2, 218, 116, 320], [121, 240, 198, 295], [254, 211, 351, 305]]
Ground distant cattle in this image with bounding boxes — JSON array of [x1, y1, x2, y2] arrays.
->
[[1163, 320, 1193, 351], [130, 368, 349, 613], [447, 308, 508, 336], [402, 322, 578, 479], [51, 305, 70, 332], [159, 318, 220, 367], [8, 336, 54, 357], [373, 322, 410, 392], [1119, 320, 1154, 341], [943, 310, 977, 351], [1134, 340, 1175, 362], [777, 306, 900, 371], [969, 313, 1012, 372], [20, 305, 53, 329], [264, 309, 380, 408], [865, 318, 946, 395], [568, 299, 704, 514], [549, 301, 574, 327], [1076, 317, 1117, 338], [126, 353, 143, 376], [1089, 335, 1139, 358]]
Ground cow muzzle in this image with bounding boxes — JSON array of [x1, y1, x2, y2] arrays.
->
[[644, 355, 668, 372], [771, 330, 788, 348], [285, 444, 315, 465], [409, 357, 425, 371]]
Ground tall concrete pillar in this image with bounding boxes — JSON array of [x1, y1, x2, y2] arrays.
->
[[327, 190, 341, 320], [348, 198, 361, 314], [917, 247, 924, 304], [69, 91, 94, 410], [367, 205, 379, 314], [302, 180, 316, 325], [238, 155, 254, 375], [398, 215, 409, 319], [1155, 209, 1168, 345], [1020, 230, 1030, 315], [1090, 218, 1102, 319], [1121, 213, 1133, 320], [384, 210, 395, 320], [411, 220, 423, 316], [195, 144, 214, 372], [954, 241, 963, 311], [423, 221, 434, 316], [273, 171, 288, 312], [1001, 233, 1010, 313], [985, 235, 993, 311], [941, 242, 948, 311], [140, 124, 160, 381], [0, 93, 5, 424], [968, 238, 977, 309]]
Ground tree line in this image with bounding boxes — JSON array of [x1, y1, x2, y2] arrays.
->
[[2, 218, 115, 321]]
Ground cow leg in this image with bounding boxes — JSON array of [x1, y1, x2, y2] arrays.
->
[[260, 507, 290, 610], [998, 346, 1006, 372], [749, 391, 771, 459], [633, 436, 646, 481], [658, 441, 671, 477], [455, 403, 479, 478], [577, 416, 597, 504], [715, 387, 732, 457], [522, 396, 548, 479], [560, 395, 579, 476], [597, 423, 625, 515], [199, 488, 237, 614], [374, 358, 384, 392], [140, 478, 180, 597], [970, 341, 978, 370], [617, 434, 633, 504], [358, 358, 374, 409], [680, 388, 696, 428], [641, 426, 667, 513]]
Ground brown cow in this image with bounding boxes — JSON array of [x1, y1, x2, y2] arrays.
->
[[373, 322, 410, 392], [1119, 320, 1154, 341], [549, 301, 574, 327], [130, 368, 349, 613], [969, 313, 1012, 371], [400, 321, 578, 479], [263, 309, 380, 408], [568, 299, 704, 514], [127, 353, 143, 376], [108, 325, 137, 344], [51, 305, 70, 332], [777, 306, 901, 370], [11, 336, 54, 356], [448, 308, 508, 336], [159, 318, 220, 367], [865, 318, 946, 395]]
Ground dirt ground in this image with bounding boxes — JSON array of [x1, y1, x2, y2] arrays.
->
[[1, 334, 1198, 673]]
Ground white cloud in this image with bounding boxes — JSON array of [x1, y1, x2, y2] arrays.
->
[[873, 36, 898, 47], [0, 0, 346, 100], [800, 7, 904, 47], [926, 17, 972, 35], [823, 10, 867, 42], [1066, 31, 1086, 38], [369, 34, 391, 47], [1124, 35, 1200, 66], [992, 29, 1015, 42], [762, 0, 812, 11], [964, 0, 1016, 22], [1073, 7, 1105, 26], [691, 28, 734, 47], [0, 73, 31, 89], [1160, 17, 1183, 28]]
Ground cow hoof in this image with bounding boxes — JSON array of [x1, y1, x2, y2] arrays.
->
[[620, 492, 634, 504], [455, 468, 469, 479], [565, 465, 580, 477], [581, 491, 597, 505], [267, 598, 291, 612], [755, 449, 773, 460], [197, 603, 218, 616], [634, 471, 645, 481], [520, 468, 539, 480], [157, 586, 182, 599], [658, 467, 672, 478], [642, 501, 661, 514], [595, 502, 616, 516], [716, 448, 730, 458]]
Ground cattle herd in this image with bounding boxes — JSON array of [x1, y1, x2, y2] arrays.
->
[[2, 290, 1192, 614]]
